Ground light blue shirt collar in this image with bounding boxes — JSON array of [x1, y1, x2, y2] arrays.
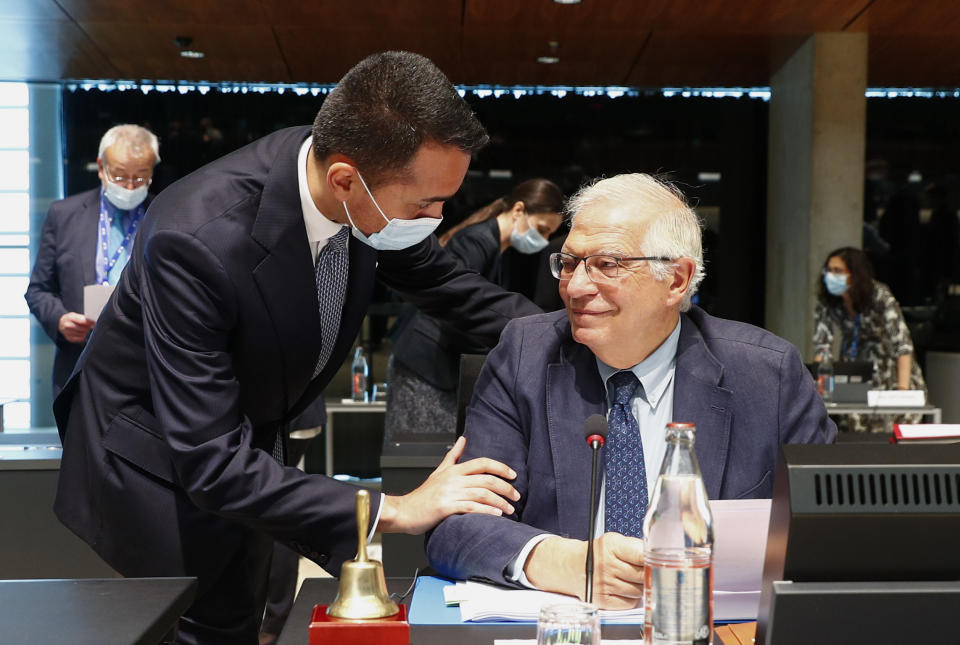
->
[[596, 317, 682, 410]]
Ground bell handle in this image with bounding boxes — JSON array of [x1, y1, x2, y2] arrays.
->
[[356, 488, 369, 562]]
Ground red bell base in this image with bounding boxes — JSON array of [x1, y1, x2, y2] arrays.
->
[[308, 604, 409, 645]]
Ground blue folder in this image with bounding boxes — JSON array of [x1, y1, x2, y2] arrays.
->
[[408, 575, 516, 626]]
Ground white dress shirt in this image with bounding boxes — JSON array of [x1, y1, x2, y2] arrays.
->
[[506, 318, 682, 586]]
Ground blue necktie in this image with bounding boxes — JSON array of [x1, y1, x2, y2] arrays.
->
[[604, 371, 648, 538]]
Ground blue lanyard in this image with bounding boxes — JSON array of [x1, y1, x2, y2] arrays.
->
[[842, 314, 861, 359], [96, 191, 144, 285]]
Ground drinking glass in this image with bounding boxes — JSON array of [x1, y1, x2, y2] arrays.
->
[[537, 602, 600, 645]]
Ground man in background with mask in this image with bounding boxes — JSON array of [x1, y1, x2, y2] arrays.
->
[[26, 124, 159, 397], [53, 51, 537, 645]]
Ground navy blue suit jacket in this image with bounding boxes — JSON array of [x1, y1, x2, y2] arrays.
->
[[426, 307, 836, 585], [52, 126, 539, 591], [24, 188, 153, 396]]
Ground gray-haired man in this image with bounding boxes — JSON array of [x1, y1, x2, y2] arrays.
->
[[26, 124, 160, 396], [427, 173, 836, 609]]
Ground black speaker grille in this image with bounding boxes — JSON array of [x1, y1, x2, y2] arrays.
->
[[796, 468, 960, 513]]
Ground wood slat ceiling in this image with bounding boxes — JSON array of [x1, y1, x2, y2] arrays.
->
[[1, 0, 959, 87]]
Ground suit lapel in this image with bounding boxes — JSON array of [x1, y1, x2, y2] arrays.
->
[[250, 129, 324, 411], [80, 189, 101, 285], [547, 319, 605, 539], [672, 314, 733, 500]]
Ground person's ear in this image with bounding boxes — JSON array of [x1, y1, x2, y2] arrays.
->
[[665, 257, 696, 307], [326, 157, 359, 202]]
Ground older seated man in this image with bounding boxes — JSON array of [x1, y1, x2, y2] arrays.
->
[[426, 173, 836, 609]]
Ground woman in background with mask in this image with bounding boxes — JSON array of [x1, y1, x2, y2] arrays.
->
[[385, 178, 564, 438], [813, 246, 926, 433]]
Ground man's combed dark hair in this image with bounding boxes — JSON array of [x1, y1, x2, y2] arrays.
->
[[312, 51, 489, 187]]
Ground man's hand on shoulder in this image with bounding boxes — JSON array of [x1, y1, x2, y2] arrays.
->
[[58, 312, 95, 343], [378, 436, 520, 535], [524, 533, 646, 610]]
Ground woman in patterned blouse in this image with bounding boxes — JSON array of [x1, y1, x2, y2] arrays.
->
[[812, 246, 926, 432]]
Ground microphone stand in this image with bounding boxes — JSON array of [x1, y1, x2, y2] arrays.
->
[[585, 436, 602, 604]]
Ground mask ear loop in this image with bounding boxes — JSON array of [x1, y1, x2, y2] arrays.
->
[[354, 170, 391, 224]]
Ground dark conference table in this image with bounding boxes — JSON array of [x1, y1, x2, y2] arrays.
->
[[0, 577, 197, 644], [276, 577, 649, 645]]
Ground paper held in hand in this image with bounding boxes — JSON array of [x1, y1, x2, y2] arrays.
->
[[443, 498, 771, 623], [83, 284, 115, 321]]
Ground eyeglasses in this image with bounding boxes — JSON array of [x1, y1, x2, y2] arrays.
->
[[822, 267, 849, 276], [549, 252, 672, 282], [104, 165, 151, 188]]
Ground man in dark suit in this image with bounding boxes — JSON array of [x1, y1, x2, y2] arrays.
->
[[426, 173, 836, 609], [53, 52, 531, 644], [25, 124, 159, 397]]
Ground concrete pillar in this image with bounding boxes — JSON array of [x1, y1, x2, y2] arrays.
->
[[765, 33, 867, 358]]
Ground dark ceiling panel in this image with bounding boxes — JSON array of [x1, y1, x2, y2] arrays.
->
[[847, 0, 960, 34], [56, 0, 268, 25], [652, 0, 871, 32], [273, 1, 464, 85], [462, 0, 657, 85], [79, 23, 290, 82], [0, 19, 114, 82], [276, 25, 462, 84], [868, 34, 960, 87], [260, 0, 461, 27], [459, 28, 649, 86], [628, 32, 808, 87], [0, 0, 958, 86]]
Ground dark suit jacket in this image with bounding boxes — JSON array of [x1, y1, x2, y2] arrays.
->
[[24, 188, 153, 396], [426, 306, 837, 585], [392, 218, 503, 390], [52, 126, 539, 584]]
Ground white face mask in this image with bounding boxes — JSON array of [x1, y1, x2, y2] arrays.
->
[[343, 170, 442, 251], [510, 219, 549, 254], [104, 182, 148, 211], [824, 271, 849, 296]]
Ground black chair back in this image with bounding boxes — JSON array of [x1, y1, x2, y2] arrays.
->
[[455, 354, 487, 437]]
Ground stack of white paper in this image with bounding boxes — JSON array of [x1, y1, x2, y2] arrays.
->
[[444, 498, 770, 624], [444, 581, 644, 623]]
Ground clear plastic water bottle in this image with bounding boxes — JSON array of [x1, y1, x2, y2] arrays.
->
[[351, 346, 369, 402], [817, 355, 834, 402], [643, 423, 713, 645]]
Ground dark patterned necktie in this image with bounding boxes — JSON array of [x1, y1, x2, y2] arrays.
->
[[604, 370, 649, 538], [272, 227, 350, 464], [313, 227, 350, 378]]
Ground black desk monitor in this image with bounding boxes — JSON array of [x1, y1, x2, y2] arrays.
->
[[804, 360, 873, 382], [756, 444, 960, 644]]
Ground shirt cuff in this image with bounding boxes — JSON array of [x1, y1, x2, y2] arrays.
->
[[505, 533, 554, 588], [368, 493, 385, 543]]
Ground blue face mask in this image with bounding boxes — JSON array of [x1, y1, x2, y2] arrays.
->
[[824, 272, 849, 296], [509, 220, 549, 254], [343, 170, 442, 251]]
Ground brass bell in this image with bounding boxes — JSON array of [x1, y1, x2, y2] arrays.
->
[[327, 489, 400, 619]]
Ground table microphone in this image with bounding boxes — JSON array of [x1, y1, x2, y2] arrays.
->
[[584, 413, 608, 604]]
